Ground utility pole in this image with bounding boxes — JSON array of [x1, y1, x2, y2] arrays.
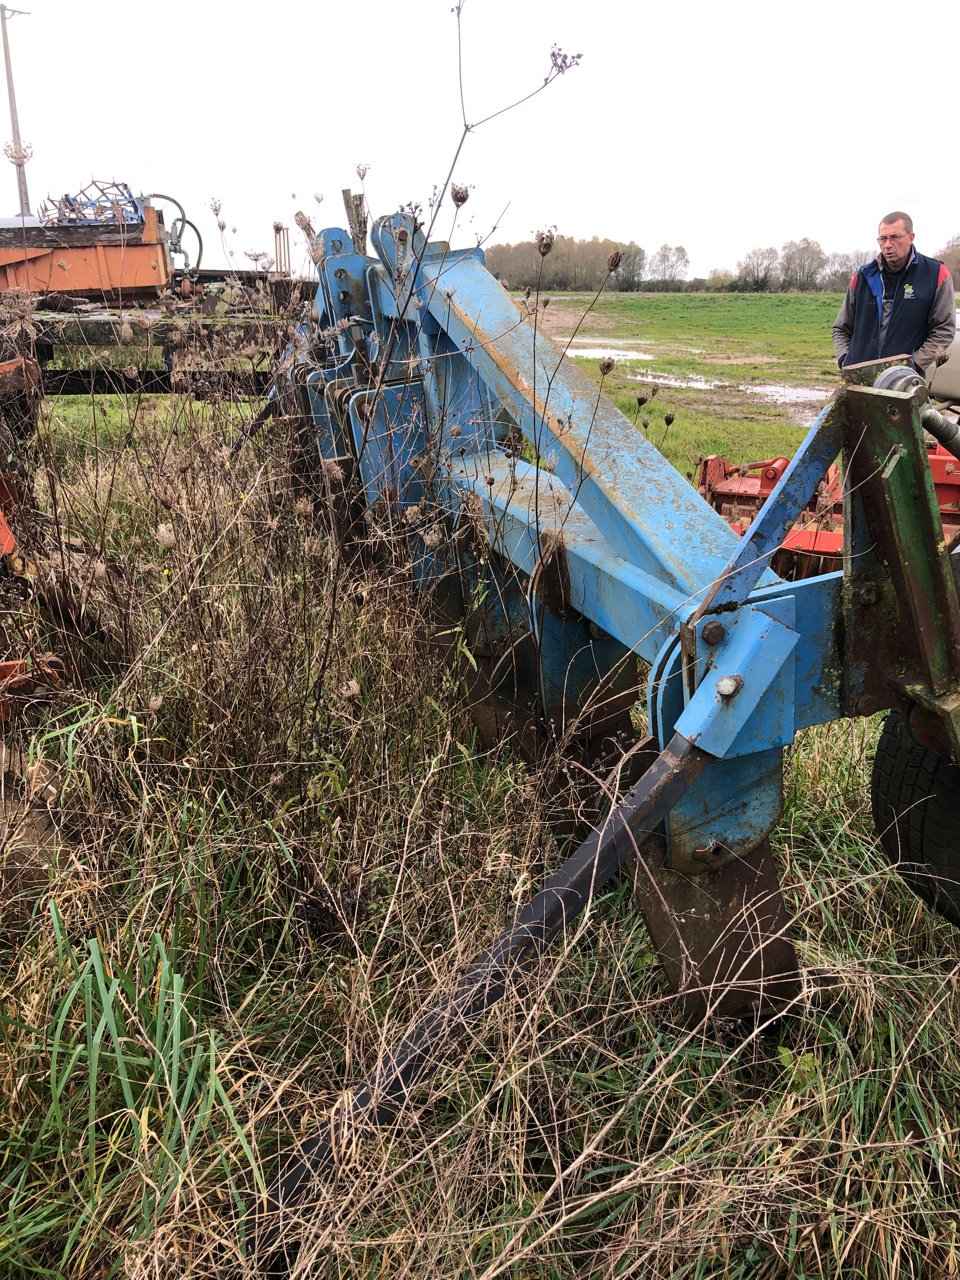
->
[[1, 3, 30, 217]]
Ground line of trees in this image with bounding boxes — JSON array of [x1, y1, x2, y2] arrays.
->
[[733, 241, 873, 292], [484, 236, 688, 292], [484, 233, 960, 293]]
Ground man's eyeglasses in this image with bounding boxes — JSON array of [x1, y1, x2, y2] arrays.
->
[[877, 234, 908, 244]]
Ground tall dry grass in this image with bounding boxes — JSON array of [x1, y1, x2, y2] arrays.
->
[[1, 348, 960, 1280]]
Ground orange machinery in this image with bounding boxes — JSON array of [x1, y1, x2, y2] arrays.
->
[[0, 467, 60, 723], [0, 181, 174, 300], [697, 442, 960, 580]]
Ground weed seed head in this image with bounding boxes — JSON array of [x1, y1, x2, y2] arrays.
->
[[535, 228, 556, 258], [155, 523, 176, 550], [341, 678, 361, 703], [451, 183, 470, 209], [549, 45, 582, 77], [598, 357, 615, 376], [607, 249, 623, 273]]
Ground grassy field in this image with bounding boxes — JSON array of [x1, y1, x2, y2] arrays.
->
[[543, 290, 844, 380], [3, 292, 960, 1280], [530, 290, 845, 474]]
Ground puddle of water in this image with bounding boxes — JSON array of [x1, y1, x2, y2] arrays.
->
[[567, 345, 655, 361], [741, 383, 832, 405], [627, 371, 723, 389], [563, 344, 834, 415]]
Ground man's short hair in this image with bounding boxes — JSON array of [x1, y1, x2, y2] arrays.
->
[[879, 210, 914, 233]]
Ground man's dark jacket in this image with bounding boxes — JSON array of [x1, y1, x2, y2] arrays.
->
[[832, 248, 956, 373]]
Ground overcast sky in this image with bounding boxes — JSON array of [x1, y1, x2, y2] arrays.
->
[[2, 0, 956, 280]]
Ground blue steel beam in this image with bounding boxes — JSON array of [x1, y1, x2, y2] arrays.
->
[[689, 399, 844, 620], [449, 457, 847, 748], [450, 456, 688, 663], [413, 247, 777, 601]]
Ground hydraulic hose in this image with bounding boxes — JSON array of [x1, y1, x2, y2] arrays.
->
[[921, 403, 960, 463], [148, 194, 203, 270], [873, 364, 960, 464]]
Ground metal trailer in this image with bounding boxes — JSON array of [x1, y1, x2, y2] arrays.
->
[[242, 211, 960, 1271]]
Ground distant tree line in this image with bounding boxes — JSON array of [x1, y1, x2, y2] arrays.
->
[[485, 233, 960, 293], [485, 236, 688, 292]]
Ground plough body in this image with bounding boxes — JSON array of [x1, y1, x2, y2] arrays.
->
[[251, 211, 960, 1267]]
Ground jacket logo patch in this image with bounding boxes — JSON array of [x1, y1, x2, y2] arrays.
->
[[903, 283, 915, 298]]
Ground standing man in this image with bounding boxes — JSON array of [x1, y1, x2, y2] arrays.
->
[[832, 211, 955, 376]]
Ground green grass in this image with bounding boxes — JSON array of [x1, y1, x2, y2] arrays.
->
[[545, 291, 844, 384], [603, 387, 809, 476]]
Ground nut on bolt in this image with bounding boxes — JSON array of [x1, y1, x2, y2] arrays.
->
[[716, 674, 743, 699], [702, 620, 726, 645]]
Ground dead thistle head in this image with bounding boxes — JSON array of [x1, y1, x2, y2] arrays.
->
[[451, 183, 470, 209], [535, 228, 556, 258]]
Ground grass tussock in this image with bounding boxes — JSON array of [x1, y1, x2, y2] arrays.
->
[[2, 373, 960, 1280]]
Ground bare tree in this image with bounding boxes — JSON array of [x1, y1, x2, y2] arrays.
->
[[736, 246, 779, 292], [707, 267, 735, 291], [937, 234, 960, 285], [780, 238, 827, 291], [648, 244, 689, 289], [612, 241, 646, 291], [821, 249, 873, 291]]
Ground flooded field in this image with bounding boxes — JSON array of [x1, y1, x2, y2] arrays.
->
[[561, 331, 834, 428], [518, 293, 845, 467]]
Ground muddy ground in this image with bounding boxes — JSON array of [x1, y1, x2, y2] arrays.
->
[[534, 301, 834, 429]]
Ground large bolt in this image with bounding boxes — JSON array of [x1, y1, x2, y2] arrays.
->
[[858, 582, 880, 607], [702, 620, 726, 645], [716, 674, 743, 699]]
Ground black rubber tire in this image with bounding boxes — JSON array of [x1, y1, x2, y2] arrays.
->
[[871, 709, 960, 927]]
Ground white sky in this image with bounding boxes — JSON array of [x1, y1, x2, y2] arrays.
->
[[3, 0, 957, 280]]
